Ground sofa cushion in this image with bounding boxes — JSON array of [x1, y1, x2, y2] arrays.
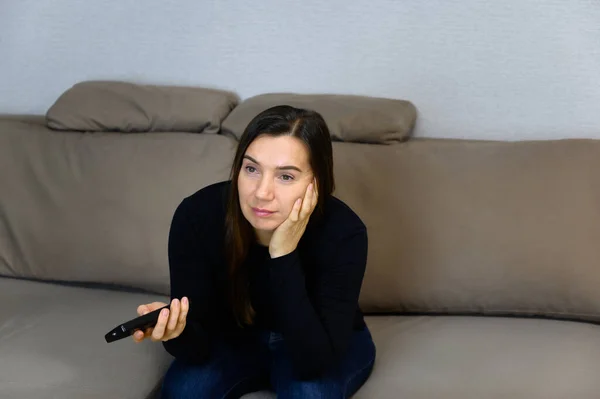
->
[[332, 138, 600, 323], [221, 93, 417, 144], [0, 277, 172, 399], [46, 81, 239, 133], [178, 316, 600, 398], [0, 118, 236, 294], [358, 315, 600, 398], [4, 278, 597, 399]]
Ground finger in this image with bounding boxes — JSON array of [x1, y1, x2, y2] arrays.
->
[[290, 198, 302, 222], [151, 308, 169, 341], [133, 329, 145, 343], [166, 299, 180, 332], [179, 297, 189, 324], [300, 183, 314, 218], [172, 319, 187, 339], [172, 297, 190, 338]]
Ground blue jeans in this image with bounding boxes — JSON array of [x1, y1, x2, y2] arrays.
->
[[160, 327, 376, 399]]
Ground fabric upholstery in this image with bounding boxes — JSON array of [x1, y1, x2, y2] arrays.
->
[[0, 277, 172, 399], [3, 279, 599, 399], [358, 315, 600, 398], [331, 138, 600, 323], [3, 111, 600, 398], [0, 118, 236, 294], [221, 92, 417, 144], [46, 81, 239, 133], [4, 115, 600, 323]]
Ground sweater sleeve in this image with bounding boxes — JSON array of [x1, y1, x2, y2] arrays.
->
[[267, 225, 368, 379], [161, 198, 219, 363]]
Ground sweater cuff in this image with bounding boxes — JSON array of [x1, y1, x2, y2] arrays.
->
[[267, 250, 302, 280], [162, 321, 209, 363]]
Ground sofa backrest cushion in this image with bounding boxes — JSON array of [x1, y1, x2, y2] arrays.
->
[[0, 118, 236, 294], [221, 93, 417, 144], [332, 138, 600, 323], [46, 81, 239, 134], [4, 114, 600, 325]]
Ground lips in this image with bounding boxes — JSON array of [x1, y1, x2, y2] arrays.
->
[[252, 208, 275, 217]]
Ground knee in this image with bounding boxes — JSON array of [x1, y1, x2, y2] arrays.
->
[[279, 380, 344, 399], [160, 360, 218, 399], [160, 360, 197, 399]]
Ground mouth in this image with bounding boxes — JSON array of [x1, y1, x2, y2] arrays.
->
[[252, 208, 275, 217]]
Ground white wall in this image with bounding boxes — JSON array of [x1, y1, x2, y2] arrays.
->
[[2, 0, 600, 140]]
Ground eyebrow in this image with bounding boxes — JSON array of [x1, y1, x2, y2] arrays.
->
[[243, 155, 303, 173]]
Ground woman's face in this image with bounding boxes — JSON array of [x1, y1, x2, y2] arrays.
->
[[238, 135, 314, 238]]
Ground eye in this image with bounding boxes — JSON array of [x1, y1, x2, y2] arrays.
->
[[280, 174, 294, 181], [244, 165, 257, 174]]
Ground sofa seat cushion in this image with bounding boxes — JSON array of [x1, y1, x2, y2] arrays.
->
[[4, 278, 598, 399], [359, 315, 600, 398], [0, 277, 172, 399]]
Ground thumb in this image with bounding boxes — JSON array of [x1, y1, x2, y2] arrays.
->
[[137, 304, 148, 316]]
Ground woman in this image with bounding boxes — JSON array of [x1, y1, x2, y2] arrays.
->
[[134, 105, 376, 398]]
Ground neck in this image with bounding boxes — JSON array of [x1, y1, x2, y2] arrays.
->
[[255, 229, 272, 247]]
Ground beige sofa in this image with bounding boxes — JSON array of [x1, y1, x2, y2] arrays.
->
[[2, 81, 600, 399]]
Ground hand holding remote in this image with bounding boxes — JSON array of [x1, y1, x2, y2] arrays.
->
[[133, 297, 189, 343]]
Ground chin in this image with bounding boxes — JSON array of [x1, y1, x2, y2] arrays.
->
[[250, 219, 279, 231]]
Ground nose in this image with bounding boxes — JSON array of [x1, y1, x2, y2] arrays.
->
[[255, 176, 274, 202]]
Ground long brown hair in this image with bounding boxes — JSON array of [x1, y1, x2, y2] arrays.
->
[[225, 105, 335, 326]]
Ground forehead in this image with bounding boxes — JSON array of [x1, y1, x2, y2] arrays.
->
[[244, 135, 310, 167]]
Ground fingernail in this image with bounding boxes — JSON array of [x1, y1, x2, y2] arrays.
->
[[161, 309, 168, 317], [182, 297, 188, 306]]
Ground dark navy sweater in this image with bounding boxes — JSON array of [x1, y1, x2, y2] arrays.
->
[[162, 180, 368, 378]]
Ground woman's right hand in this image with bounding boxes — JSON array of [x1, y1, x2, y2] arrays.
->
[[133, 297, 189, 343]]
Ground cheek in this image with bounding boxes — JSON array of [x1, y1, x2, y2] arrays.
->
[[279, 191, 300, 214], [237, 186, 251, 213], [237, 176, 252, 198]]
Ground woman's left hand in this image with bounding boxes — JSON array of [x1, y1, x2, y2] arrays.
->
[[269, 179, 318, 258]]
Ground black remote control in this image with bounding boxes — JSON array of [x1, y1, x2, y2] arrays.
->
[[105, 304, 170, 343]]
